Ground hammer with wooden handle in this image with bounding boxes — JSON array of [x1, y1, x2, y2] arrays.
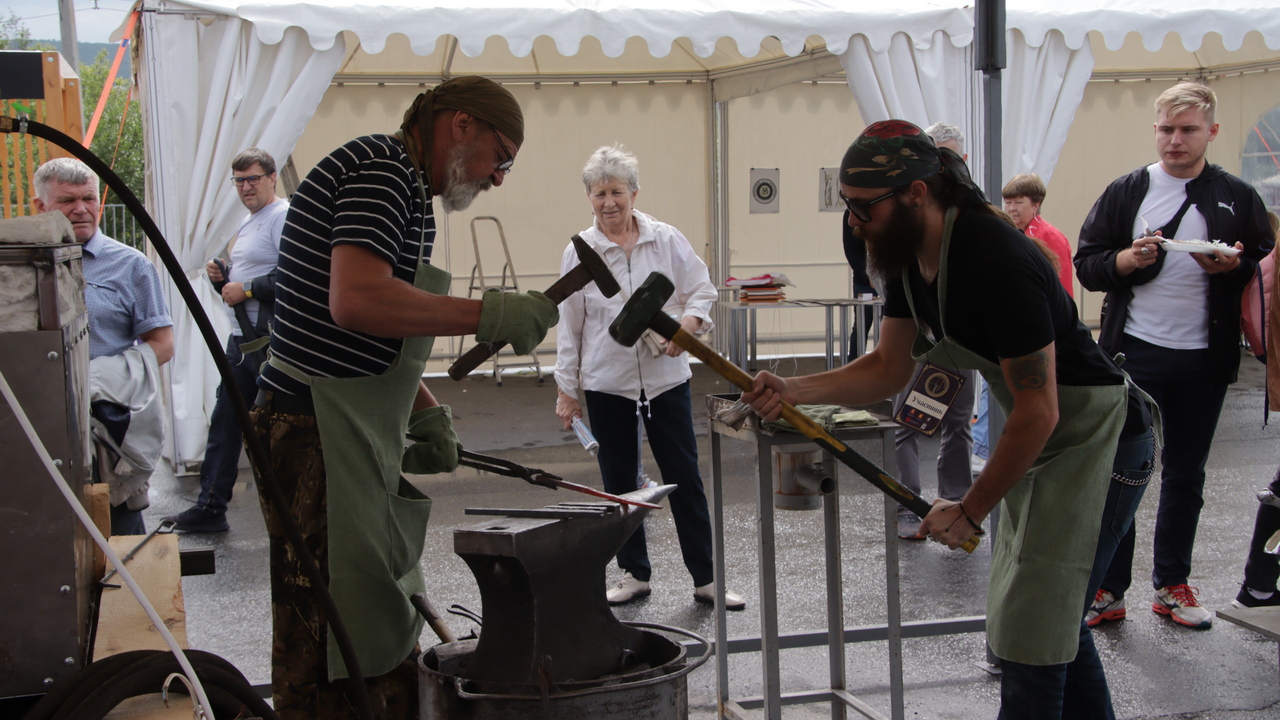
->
[[608, 271, 979, 553], [449, 234, 620, 380]]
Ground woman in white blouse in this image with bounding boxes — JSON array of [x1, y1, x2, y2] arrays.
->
[[553, 144, 744, 611]]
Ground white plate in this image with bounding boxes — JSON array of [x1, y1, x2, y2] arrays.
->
[[1160, 240, 1240, 257]]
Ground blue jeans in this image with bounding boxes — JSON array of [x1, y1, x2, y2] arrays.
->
[[972, 379, 991, 460], [1102, 335, 1227, 595], [998, 426, 1155, 720], [584, 381, 714, 586], [195, 337, 260, 515]]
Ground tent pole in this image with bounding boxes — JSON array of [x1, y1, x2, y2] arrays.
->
[[977, 0, 1006, 199], [710, 93, 731, 355]]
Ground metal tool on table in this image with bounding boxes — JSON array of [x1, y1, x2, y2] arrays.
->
[[608, 271, 980, 553], [448, 234, 621, 380], [98, 519, 177, 588], [457, 449, 662, 509]]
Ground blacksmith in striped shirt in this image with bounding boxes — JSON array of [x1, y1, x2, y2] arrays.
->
[[249, 76, 558, 719]]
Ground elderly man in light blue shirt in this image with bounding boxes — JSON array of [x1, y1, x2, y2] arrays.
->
[[34, 158, 173, 535]]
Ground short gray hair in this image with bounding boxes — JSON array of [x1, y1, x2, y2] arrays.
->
[[582, 144, 640, 193], [232, 147, 277, 175], [925, 122, 965, 156], [34, 158, 99, 203]]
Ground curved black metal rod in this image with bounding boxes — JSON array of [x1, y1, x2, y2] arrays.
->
[[5, 116, 374, 720]]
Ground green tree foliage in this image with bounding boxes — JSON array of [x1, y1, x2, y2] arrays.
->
[[0, 11, 55, 50], [80, 50, 146, 247]]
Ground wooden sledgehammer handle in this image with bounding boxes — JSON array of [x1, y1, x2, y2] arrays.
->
[[658, 318, 979, 554]]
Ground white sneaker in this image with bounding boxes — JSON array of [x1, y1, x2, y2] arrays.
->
[[637, 472, 660, 490], [694, 583, 746, 611], [1152, 584, 1213, 629], [606, 572, 651, 605]]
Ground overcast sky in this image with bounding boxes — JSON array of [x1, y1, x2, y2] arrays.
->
[[9, 1, 135, 44]]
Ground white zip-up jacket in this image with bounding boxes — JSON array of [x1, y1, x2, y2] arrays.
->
[[555, 210, 717, 402]]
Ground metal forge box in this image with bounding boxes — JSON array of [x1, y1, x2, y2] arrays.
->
[[0, 213, 94, 699]]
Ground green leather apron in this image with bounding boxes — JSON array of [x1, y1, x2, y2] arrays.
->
[[267, 192, 449, 680], [904, 208, 1126, 665]]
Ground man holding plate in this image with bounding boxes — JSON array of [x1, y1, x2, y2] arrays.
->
[[1076, 82, 1273, 630]]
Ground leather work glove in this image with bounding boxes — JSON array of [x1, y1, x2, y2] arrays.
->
[[475, 289, 559, 356], [402, 405, 461, 475]]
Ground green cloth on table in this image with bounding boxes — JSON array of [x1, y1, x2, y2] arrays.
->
[[762, 404, 877, 434]]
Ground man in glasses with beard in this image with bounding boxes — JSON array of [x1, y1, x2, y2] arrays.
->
[[742, 120, 1155, 719], [251, 75, 557, 718]]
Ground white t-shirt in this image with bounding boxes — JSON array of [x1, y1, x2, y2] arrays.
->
[[225, 198, 288, 333], [1126, 164, 1210, 350]]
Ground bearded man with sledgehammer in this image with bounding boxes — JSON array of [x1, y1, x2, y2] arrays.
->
[[739, 121, 1157, 720]]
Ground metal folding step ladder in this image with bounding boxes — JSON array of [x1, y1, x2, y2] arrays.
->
[[461, 216, 542, 386]]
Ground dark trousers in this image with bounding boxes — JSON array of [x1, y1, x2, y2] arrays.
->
[[196, 337, 260, 515], [998, 426, 1155, 720], [584, 381, 714, 586], [1244, 467, 1280, 592], [1101, 335, 1227, 595], [250, 406, 418, 720]]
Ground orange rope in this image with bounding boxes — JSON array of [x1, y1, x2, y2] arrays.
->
[[84, 9, 138, 147], [99, 83, 135, 214]]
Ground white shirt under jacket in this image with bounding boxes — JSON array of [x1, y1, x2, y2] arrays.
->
[[555, 210, 717, 403]]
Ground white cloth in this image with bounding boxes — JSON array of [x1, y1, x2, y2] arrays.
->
[[224, 198, 288, 332], [555, 210, 717, 402], [1127, 163, 1211, 350], [89, 343, 165, 506]]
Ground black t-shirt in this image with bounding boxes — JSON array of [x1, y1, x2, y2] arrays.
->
[[883, 209, 1122, 388]]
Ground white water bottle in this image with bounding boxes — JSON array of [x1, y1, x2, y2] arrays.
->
[[571, 416, 599, 456]]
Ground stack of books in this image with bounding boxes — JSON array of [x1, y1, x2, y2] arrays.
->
[[725, 273, 792, 303]]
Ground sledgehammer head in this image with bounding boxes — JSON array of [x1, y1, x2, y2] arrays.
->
[[609, 272, 675, 347], [572, 234, 621, 298]]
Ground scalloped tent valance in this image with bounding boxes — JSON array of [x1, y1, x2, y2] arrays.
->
[[129, 0, 1280, 60]]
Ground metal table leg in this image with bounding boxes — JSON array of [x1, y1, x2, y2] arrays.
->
[[758, 439, 781, 718], [825, 306, 835, 371], [883, 433, 904, 720], [711, 431, 730, 718], [823, 455, 847, 720]]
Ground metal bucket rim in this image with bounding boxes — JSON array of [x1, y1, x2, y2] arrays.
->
[[425, 621, 711, 702]]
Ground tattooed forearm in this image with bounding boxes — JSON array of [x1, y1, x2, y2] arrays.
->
[[1008, 351, 1049, 391]]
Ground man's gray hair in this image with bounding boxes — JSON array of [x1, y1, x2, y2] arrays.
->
[[232, 147, 277, 175], [34, 158, 99, 202], [582, 144, 640, 193], [924, 122, 965, 156]]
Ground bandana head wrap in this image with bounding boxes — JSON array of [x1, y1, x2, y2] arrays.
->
[[398, 75, 525, 176], [840, 119, 990, 205], [839, 120, 940, 188]]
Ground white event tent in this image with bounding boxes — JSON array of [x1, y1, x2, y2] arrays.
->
[[120, 0, 1280, 467]]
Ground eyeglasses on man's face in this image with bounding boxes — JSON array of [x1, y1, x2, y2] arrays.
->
[[492, 128, 515, 175], [841, 188, 899, 223], [231, 174, 268, 187]]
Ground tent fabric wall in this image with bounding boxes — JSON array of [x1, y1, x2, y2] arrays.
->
[[137, 10, 344, 465], [1000, 30, 1094, 185], [126, 0, 1280, 464]]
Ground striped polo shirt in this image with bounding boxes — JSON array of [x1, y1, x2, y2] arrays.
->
[[259, 134, 435, 397]]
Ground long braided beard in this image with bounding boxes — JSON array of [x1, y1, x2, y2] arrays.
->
[[863, 198, 926, 280]]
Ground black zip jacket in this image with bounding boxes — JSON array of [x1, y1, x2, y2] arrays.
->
[[1075, 163, 1274, 384]]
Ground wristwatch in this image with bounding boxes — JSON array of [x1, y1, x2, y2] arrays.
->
[[243, 279, 254, 299]]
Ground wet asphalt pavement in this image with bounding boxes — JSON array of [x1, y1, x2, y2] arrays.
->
[[145, 353, 1280, 719]]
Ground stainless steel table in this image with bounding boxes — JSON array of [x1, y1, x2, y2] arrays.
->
[[706, 395, 985, 720], [722, 298, 883, 372]]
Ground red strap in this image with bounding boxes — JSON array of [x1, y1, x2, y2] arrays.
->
[[83, 10, 139, 147]]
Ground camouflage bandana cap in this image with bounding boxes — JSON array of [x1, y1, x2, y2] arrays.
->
[[839, 120, 941, 188]]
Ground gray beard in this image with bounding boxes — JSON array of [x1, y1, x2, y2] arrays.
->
[[439, 143, 492, 212]]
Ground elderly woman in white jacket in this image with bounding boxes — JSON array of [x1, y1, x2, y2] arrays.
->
[[554, 144, 745, 611]]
